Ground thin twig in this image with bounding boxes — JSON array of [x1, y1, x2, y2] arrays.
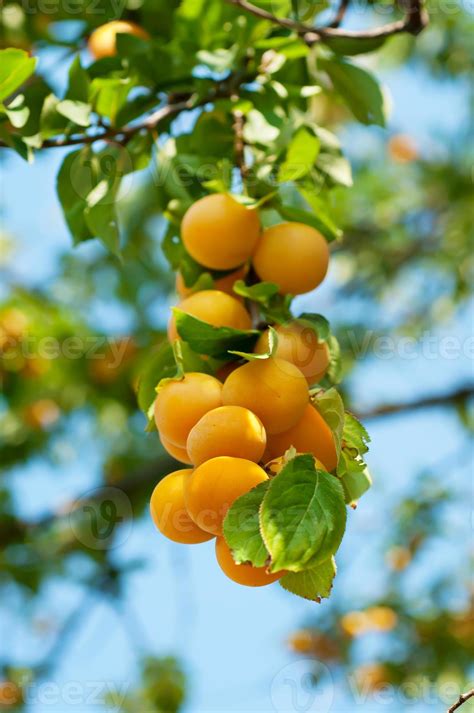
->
[[327, 0, 351, 29], [225, 0, 428, 42], [232, 108, 248, 183], [355, 385, 474, 421], [447, 689, 474, 713], [0, 77, 249, 151]]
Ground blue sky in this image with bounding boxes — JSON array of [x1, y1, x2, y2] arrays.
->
[[1, 42, 472, 713]]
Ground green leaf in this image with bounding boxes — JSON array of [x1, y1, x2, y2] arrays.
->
[[229, 326, 278, 360], [233, 280, 279, 306], [278, 127, 320, 183], [343, 411, 370, 454], [317, 153, 353, 187], [320, 57, 389, 127], [2, 95, 30, 129], [280, 557, 337, 601], [278, 204, 339, 242], [56, 99, 91, 128], [297, 313, 331, 342], [340, 465, 372, 506], [90, 77, 133, 123], [84, 200, 121, 256], [223, 481, 271, 567], [323, 35, 387, 56], [0, 49, 37, 102], [173, 310, 260, 358], [137, 342, 176, 427], [66, 56, 90, 103], [312, 388, 345, 458], [57, 149, 94, 245], [260, 455, 347, 572], [336, 411, 372, 504], [243, 109, 280, 145], [297, 187, 342, 241]]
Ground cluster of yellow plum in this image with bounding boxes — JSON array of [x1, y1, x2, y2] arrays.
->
[[150, 194, 336, 587]]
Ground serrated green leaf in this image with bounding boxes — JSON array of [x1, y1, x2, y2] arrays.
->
[[320, 57, 388, 127], [340, 465, 372, 505], [280, 557, 337, 601], [260, 454, 347, 572], [173, 310, 259, 358], [223, 481, 271, 567], [312, 388, 345, 458], [0, 49, 37, 102], [278, 127, 320, 183], [343, 411, 371, 454]]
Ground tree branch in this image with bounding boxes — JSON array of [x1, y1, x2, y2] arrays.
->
[[0, 78, 247, 151], [355, 385, 473, 421], [327, 0, 351, 29], [447, 689, 474, 713], [232, 109, 248, 183], [225, 0, 428, 42]]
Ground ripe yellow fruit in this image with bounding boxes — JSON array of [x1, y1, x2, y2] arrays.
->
[[222, 358, 308, 435], [264, 404, 338, 471], [252, 222, 330, 295], [187, 405, 266, 466], [215, 537, 282, 587], [168, 290, 252, 342], [255, 322, 330, 384], [176, 265, 247, 299], [154, 372, 222, 447], [160, 434, 193, 465], [181, 194, 261, 270], [150, 469, 213, 544], [88, 20, 149, 59], [185, 456, 268, 535]]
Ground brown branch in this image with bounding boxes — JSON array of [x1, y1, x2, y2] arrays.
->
[[447, 689, 474, 713], [0, 78, 247, 151], [327, 0, 351, 29], [355, 385, 474, 421], [232, 108, 248, 183], [225, 0, 428, 42]]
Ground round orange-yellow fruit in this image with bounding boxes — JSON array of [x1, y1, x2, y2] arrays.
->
[[185, 456, 268, 535], [222, 358, 308, 435], [181, 194, 261, 270], [168, 290, 252, 342], [264, 404, 338, 471], [88, 20, 149, 59], [176, 265, 247, 299], [215, 537, 282, 587], [252, 222, 329, 295], [160, 434, 193, 465], [187, 405, 266, 466], [150, 469, 213, 544], [154, 372, 222, 447], [255, 322, 330, 384]]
